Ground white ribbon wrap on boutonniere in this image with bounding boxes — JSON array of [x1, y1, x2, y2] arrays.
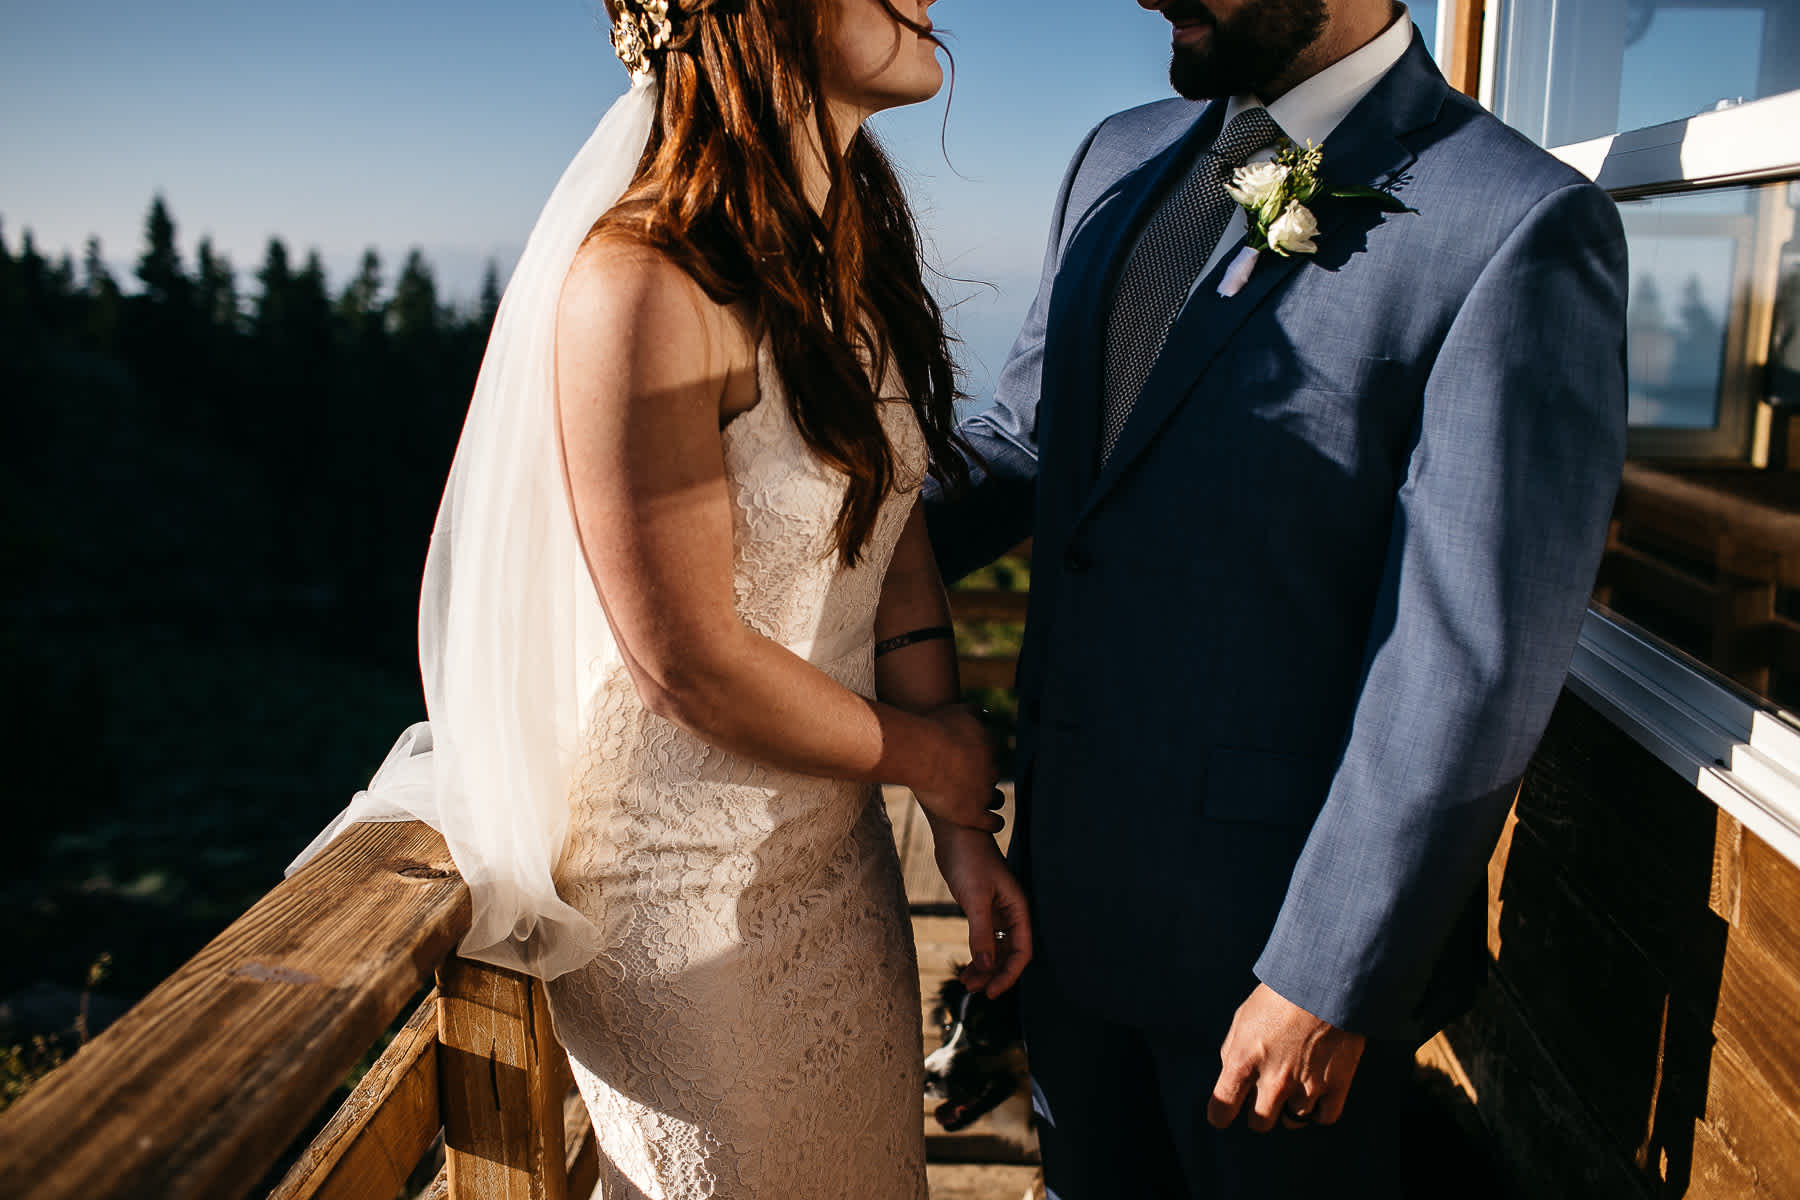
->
[[1217, 137, 1412, 299], [1218, 246, 1261, 299]]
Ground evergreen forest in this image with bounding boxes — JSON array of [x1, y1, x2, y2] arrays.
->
[[1, 196, 499, 1072]]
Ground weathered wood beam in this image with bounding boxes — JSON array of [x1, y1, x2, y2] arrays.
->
[[425, 1071, 594, 1200], [268, 992, 443, 1200], [0, 821, 470, 1200], [437, 957, 568, 1200]]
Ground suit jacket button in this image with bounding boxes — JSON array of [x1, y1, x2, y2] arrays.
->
[[1064, 547, 1092, 573]]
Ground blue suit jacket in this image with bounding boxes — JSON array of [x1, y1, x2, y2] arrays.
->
[[925, 34, 1628, 1041]]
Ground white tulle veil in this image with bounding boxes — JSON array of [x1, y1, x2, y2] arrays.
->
[[286, 73, 661, 980]]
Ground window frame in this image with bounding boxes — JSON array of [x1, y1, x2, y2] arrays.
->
[[1460, 0, 1800, 864]]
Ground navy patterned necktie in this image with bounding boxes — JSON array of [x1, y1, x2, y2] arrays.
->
[[1099, 106, 1284, 465]]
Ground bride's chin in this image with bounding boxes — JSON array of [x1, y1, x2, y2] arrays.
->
[[854, 77, 944, 116], [906, 62, 947, 104]]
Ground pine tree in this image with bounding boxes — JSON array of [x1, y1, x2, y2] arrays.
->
[[195, 238, 239, 332], [0, 219, 16, 321], [294, 249, 335, 365], [254, 238, 294, 335], [81, 237, 110, 294], [184, 237, 243, 448], [292, 250, 336, 387], [297, 250, 331, 316], [389, 249, 440, 342], [478, 259, 502, 332], [50, 253, 76, 297], [18, 231, 46, 303], [338, 249, 383, 326], [81, 237, 123, 353], [135, 194, 188, 309], [1673, 276, 1724, 392]]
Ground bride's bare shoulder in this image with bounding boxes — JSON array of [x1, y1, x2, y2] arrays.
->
[[557, 233, 754, 382]]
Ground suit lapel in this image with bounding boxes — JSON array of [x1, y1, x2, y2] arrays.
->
[[1078, 33, 1450, 518], [1038, 102, 1226, 502]]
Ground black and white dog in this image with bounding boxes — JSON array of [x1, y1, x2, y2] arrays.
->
[[924, 974, 1036, 1149]]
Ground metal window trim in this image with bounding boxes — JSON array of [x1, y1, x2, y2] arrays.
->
[[1567, 608, 1800, 868], [1549, 88, 1800, 192]]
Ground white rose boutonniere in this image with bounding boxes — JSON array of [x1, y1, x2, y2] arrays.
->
[[1266, 203, 1319, 255], [1225, 161, 1290, 216], [1217, 137, 1412, 298]]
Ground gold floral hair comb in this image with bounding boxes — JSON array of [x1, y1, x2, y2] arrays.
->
[[612, 0, 675, 77]]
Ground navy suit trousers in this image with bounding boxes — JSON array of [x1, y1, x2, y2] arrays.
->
[[1022, 955, 1413, 1200]]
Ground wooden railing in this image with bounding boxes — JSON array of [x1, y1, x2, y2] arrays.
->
[[0, 821, 597, 1200], [950, 540, 1032, 692], [953, 585, 1029, 690], [0, 551, 1032, 1200]]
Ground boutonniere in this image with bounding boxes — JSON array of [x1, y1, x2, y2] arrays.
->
[[1217, 139, 1413, 298]]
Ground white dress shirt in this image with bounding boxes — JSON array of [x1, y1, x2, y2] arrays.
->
[[1196, 6, 1418, 283]]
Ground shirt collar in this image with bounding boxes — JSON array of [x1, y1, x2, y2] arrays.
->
[[1222, 4, 1416, 149]]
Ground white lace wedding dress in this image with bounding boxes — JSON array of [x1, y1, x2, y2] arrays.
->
[[546, 347, 930, 1199]]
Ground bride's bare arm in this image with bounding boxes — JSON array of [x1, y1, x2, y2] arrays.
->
[[554, 239, 999, 833], [874, 507, 1032, 995]]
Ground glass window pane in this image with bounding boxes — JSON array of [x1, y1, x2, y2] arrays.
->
[[1598, 179, 1800, 714], [1494, 0, 1800, 147], [1620, 188, 1756, 431], [1619, 6, 1766, 131]]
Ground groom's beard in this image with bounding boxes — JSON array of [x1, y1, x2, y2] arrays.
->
[[1166, 0, 1329, 101]]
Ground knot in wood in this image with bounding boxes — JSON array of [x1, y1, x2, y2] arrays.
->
[[396, 863, 455, 881]]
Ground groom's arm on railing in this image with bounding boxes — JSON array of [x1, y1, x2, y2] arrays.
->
[[924, 119, 1108, 584]]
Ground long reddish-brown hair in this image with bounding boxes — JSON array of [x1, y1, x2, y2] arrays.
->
[[594, 0, 974, 565]]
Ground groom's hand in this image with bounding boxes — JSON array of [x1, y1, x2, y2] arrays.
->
[[913, 704, 1005, 834], [1208, 984, 1365, 1133]]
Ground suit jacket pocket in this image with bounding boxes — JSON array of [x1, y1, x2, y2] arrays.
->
[[1202, 746, 1334, 827]]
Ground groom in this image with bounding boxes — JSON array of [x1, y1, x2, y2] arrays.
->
[[926, 0, 1627, 1194]]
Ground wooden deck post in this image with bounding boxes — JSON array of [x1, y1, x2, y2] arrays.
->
[[436, 956, 570, 1200]]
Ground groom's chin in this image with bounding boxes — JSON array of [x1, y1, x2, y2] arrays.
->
[[1169, 50, 1231, 101]]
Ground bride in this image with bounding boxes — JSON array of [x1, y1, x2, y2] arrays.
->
[[292, 0, 1031, 1195]]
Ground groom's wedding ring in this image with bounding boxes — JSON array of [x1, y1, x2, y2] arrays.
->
[[1284, 1104, 1313, 1124]]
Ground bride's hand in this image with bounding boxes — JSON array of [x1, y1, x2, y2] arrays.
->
[[932, 823, 1033, 997], [912, 705, 1004, 834]]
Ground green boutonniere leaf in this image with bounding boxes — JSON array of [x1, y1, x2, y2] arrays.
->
[[1329, 184, 1415, 214]]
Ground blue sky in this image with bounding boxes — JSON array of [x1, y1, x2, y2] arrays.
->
[[2, 1, 1445, 401]]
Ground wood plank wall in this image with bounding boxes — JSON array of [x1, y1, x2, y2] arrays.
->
[[1438, 692, 1800, 1198]]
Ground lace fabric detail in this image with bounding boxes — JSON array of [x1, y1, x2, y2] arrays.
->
[[548, 347, 930, 1199]]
